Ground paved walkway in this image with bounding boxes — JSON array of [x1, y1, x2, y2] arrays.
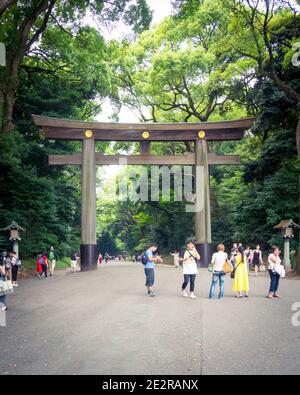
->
[[0, 262, 300, 375]]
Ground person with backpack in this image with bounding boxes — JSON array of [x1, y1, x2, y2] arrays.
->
[[47, 246, 58, 277], [11, 251, 20, 287], [179, 239, 200, 299], [142, 243, 162, 297], [36, 253, 48, 279]]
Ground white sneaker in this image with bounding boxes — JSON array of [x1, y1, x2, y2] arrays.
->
[[182, 291, 189, 298], [1, 306, 7, 311], [190, 293, 197, 299]]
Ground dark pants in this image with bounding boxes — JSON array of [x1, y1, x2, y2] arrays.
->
[[12, 265, 19, 282], [0, 295, 6, 306], [269, 270, 280, 293], [182, 274, 196, 292], [41, 264, 48, 278]]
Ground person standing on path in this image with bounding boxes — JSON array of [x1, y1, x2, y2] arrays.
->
[[232, 245, 249, 298], [244, 246, 252, 272], [3, 251, 11, 280], [267, 246, 282, 299], [70, 251, 79, 273], [170, 250, 180, 268], [11, 251, 20, 287], [179, 239, 200, 299], [209, 244, 228, 300], [251, 245, 263, 277], [47, 246, 58, 277], [37, 253, 48, 279], [0, 261, 8, 311], [144, 243, 162, 297]]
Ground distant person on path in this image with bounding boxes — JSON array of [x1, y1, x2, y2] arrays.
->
[[209, 244, 228, 300], [143, 243, 162, 297], [251, 245, 263, 277], [47, 246, 58, 277], [267, 246, 282, 299], [37, 253, 48, 279], [170, 250, 180, 268], [104, 253, 109, 264], [71, 251, 79, 273], [232, 245, 249, 298], [98, 253, 103, 265], [231, 243, 238, 255], [0, 260, 8, 311], [11, 251, 20, 287], [244, 246, 252, 272], [179, 239, 200, 299], [2, 251, 11, 280]]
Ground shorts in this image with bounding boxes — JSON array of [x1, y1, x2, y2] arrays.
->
[[144, 268, 155, 287], [71, 260, 77, 268], [50, 260, 56, 268]]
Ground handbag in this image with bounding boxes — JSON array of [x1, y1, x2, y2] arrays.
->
[[0, 276, 14, 296], [223, 260, 233, 274], [208, 263, 214, 273], [230, 260, 242, 279]]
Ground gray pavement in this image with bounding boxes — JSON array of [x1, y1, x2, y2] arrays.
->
[[0, 262, 299, 375]]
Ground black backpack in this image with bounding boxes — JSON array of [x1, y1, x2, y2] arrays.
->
[[141, 251, 148, 265]]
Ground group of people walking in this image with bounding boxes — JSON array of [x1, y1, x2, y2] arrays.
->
[[0, 251, 21, 311], [36, 246, 59, 278], [144, 240, 285, 300]]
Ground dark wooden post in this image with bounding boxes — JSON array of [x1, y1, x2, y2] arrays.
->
[[195, 139, 212, 267], [140, 140, 150, 155], [80, 136, 97, 271]]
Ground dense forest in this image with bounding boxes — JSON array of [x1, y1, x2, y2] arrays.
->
[[0, 0, 299, 271]]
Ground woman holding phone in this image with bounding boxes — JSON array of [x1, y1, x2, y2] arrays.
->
[[179, 239, 200, 299]]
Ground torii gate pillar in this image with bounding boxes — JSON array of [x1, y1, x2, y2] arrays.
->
[[80, 136, 97, 270], [195, 139, 212, 267]]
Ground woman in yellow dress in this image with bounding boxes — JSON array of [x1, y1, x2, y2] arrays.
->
[[232, 245, 249, 298]]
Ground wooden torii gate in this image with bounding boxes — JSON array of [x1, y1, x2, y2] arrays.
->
[[33, 115, 254, 271]]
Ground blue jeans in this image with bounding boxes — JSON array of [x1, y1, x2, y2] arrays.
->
[[209, 271, 225, 299], [269, 270, 280, 293]]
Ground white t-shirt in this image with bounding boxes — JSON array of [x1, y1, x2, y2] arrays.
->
[[211, 251, 228, 272], [268, 254, 281, 271], [182, 249, 200, 275]]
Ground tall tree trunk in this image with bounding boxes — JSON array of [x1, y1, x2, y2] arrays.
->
[[0, 0, 55, 134]]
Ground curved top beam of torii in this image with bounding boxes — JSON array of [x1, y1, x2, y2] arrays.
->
[[32, 115, 254, 142]]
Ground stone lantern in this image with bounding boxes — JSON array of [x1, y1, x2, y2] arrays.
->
[[274, 219, 299, 272], [2, 221, 25, 257]]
